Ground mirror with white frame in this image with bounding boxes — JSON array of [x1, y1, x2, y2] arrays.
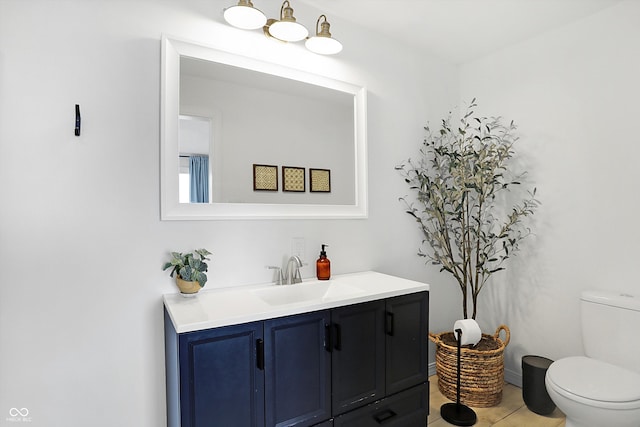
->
[[161, 35, 368, 220]]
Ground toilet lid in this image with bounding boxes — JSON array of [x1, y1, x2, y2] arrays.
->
[[548, 357, 640, 403]]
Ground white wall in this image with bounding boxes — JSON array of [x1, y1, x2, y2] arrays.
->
[[459, 0, 640, 385], [0, 1, 458, 425]]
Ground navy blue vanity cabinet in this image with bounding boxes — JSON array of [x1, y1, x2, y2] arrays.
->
[[175, 318, 265, 427], [330, 300, 386, 415], [264, 310, 332, 427], [385, 292, 429, 395], [165, 288, 429, 427]]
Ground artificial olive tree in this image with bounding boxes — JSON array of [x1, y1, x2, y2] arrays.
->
[[397, 100, 539, 320]]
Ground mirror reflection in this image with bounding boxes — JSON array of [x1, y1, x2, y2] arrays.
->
[[179, 115, 212, 203], [179, 57, 354, 205]]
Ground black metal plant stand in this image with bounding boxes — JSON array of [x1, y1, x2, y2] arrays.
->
[[440, 328, 477, 426]]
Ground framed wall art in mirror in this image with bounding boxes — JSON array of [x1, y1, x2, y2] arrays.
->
[[282, 167, 305, 193], [310, 169, 331, 193], [253, 164, 278, 191], [160, 35, 368, 220]]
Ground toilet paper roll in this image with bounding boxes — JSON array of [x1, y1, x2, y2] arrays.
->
[[453, 319, 482, 346]]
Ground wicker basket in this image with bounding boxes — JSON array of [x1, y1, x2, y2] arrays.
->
[[429, 324, 510, 407]]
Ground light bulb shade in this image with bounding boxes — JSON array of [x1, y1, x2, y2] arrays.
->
[[224, 0, 267, 30], [305, 36, 343, 55], [305, 15, 342, 55], [268, 1, 308, 42], [269, 20, 308, 42]]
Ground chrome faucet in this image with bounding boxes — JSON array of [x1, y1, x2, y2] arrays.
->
[[266, 255, 303, 285], [284, 255, 303, 285]]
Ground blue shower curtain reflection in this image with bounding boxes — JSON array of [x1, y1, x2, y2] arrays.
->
[[189, 155, 209, 203]]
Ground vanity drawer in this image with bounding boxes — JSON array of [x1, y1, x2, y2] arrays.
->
[[334, 382, 428, 427]]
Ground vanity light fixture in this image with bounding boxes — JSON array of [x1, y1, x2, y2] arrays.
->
[[223, 0, 267, 30], [305, 15, 342, 55], [267, 1, 308, 42], [223, 0, 342, 54]]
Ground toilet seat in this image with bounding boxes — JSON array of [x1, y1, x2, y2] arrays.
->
[[546, 356, 640, 410]]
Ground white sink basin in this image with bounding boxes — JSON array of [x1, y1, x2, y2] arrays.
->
[[254, 281, 365, 306]]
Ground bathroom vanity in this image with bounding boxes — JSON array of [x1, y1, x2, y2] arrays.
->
[[164, 271, 430, 427]]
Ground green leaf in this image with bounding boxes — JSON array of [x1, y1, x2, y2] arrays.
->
[[193, 271, 207, 287], [195, 248, 212, 259], [179, 266, 192, 281]]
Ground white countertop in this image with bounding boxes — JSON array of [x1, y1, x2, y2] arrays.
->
[[163, 271, 430, 333]]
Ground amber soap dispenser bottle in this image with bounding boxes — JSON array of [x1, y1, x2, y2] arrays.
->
[[316, 244, 331, 280]]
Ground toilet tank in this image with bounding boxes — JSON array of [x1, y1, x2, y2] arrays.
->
[[581, 290, 640, 373]]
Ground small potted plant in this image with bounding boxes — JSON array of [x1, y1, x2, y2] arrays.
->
[[162, 249, 212, 295]]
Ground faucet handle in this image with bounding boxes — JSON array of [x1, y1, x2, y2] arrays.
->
[[266, 266, 284, 285]]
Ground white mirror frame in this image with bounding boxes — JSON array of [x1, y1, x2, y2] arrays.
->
[[160, 35, 368, 220]]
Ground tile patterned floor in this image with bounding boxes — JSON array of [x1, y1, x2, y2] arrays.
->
[[428, 376, 566, 426]]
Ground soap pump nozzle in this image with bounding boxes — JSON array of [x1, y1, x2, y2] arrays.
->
[[320, 244, 328, 257]]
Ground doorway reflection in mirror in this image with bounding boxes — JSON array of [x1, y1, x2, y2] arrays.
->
[[179, 115, 213, 203]]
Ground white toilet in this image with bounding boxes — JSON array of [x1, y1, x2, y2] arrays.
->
[[545, 291, 640, 427]]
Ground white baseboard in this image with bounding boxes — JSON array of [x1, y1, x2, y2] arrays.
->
[[504, 368, 522, 388], [428, 362, 437, 377], [428, 362, 523, 389]]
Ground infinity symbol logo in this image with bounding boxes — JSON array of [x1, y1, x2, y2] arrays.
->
[[9, 408, 29, 417]]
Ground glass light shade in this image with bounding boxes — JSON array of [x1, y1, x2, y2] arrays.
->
[[267, 1, 308, 42], [305, 36, 343, 55], [223, 2, 267, 30], [305, 15, 342, 55], [268, 20, 308, 42]]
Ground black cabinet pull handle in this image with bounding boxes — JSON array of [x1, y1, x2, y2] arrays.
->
[[373, 409, 397, 424], [324, 323, 332, 352], [385, 311, 394, 336], [333, 323, 342, 351], [256, 339, 264, 370]]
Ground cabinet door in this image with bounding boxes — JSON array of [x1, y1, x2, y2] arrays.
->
[[178, 322, 264, 427], [264, 311, 331, 427], [331, 300, 386, 415], [385, 292, 429, 395]]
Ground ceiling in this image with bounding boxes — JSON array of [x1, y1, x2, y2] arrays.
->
[[298, 0, 622, 64]]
